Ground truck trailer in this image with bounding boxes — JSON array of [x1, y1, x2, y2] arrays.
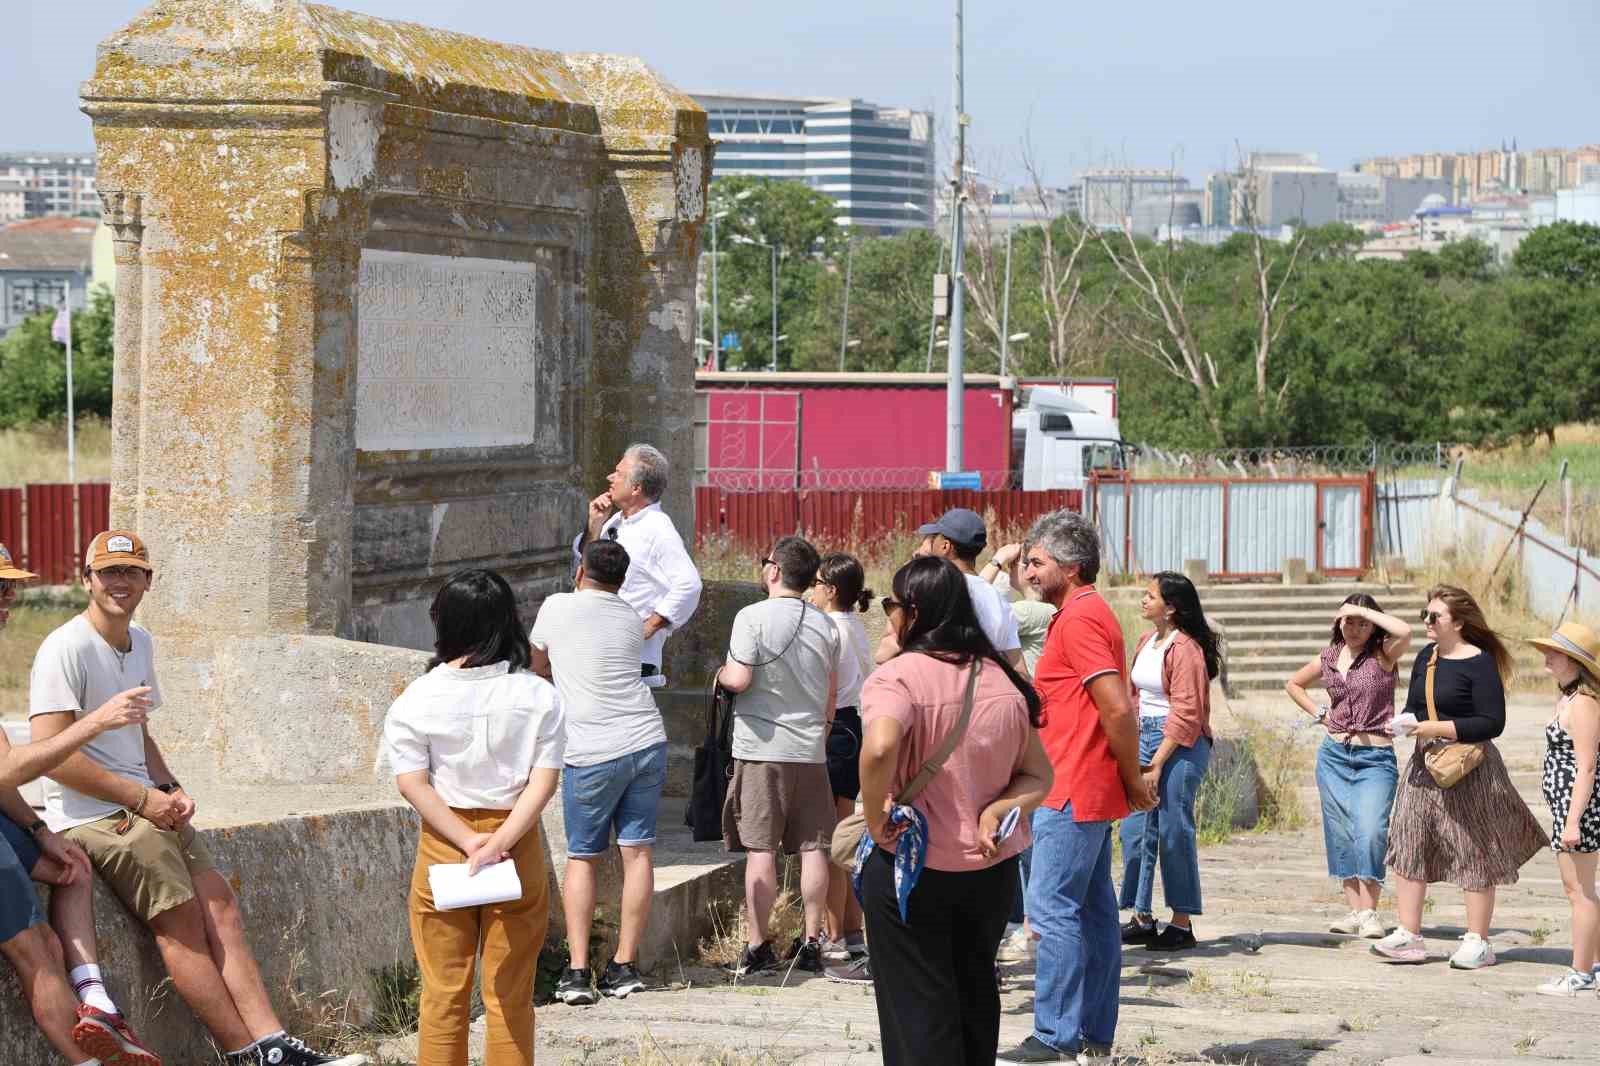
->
[[694, 372, 1123, 490]]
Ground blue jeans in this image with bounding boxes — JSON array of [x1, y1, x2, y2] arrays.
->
[[1009, 843, 1032, 924], [1026, 803, 1120, 1052], [1315, 736, 1397, 883], [561, 742, 668, 857], [1118, 718, 1210, 916]]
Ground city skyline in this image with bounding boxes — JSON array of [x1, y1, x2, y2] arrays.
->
[[3, 0, 1597, 190]]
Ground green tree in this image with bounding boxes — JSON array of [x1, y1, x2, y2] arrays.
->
[[1513, 221, 1600, 285], [706, 177, 844, 371], [0, 286, 114, 427]]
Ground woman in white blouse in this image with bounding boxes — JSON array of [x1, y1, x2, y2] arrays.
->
[[382, 569, 566, 1066], [808, 552, 875, 964]]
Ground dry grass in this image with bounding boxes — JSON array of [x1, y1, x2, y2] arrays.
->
[[0, 417, 112, 486], [1413, 548, 1552, 690], [696, 867, 807, 970], [0, 600, 82, 716]]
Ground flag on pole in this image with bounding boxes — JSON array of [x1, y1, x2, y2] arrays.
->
[[51, 305, 70, 345]]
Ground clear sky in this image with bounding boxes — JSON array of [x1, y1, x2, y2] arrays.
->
[[5, 0, 1597, 185]]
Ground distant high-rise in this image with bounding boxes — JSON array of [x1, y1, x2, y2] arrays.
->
[[1354, 144, 1600, 203], [1070, 169, 1189, 229], [0, 153, 99, 219], [693, 93, 935, 233]]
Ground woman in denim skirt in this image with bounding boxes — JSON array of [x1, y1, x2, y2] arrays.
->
[[1286, 594, 1411, 939]]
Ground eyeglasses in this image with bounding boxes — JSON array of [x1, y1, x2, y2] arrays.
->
[[96, 566, 146, 582], [880, 596, 902, 614], [0, 579, 14, 596], [1420, 609, 1443, 624]]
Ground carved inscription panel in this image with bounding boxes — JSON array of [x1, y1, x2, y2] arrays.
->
[[357, 250, 541, 451]]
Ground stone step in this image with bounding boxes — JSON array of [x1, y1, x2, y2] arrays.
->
[[1108, 581, 1422, 602], [1222, 623, 1428, 640], [1228, 638, 1421, 657], [1210, 608, 1427, 628]]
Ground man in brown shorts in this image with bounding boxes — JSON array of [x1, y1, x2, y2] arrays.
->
[[717, 536, 840, 977], [29, 531, 364, 1066]]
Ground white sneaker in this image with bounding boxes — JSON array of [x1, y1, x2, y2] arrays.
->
[[996, 925, 1036, 963], [1356, 910, 1387, 939], [1370, 928, 1426, 963], [820, 938, 852, 963], [1449, 933, 1496, 970], [1329, 910, 1364, 935], [1536, 969, 1597, 997]]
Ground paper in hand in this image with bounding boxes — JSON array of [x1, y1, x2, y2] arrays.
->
[[427, 861, 523, 911]]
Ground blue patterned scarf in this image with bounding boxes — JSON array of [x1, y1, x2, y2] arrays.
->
[[850, 804, 929, 922]]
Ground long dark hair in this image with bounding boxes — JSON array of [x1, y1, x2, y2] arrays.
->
[[1428, 584, 1514, 682], [427, 568, 530, 673], [817, 552, 873, 612], [892, 556, 1043, 727], [1329, 593, 1391, 671], [1152, 571, 1220, 680]]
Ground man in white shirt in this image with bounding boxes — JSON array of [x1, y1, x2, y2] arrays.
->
[[909, 508, 1025, 671], [574, 443, 702, 687], [29, 531, 364, 1066], [530, 540, 666, 1006]]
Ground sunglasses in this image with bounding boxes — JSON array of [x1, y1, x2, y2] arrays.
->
[[0, 579, 14, 596], [880, 596, 902, 614], [1420, 609, 1443, 625]]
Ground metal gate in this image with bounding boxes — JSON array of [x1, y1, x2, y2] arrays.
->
[[1089, 473, 1374, 579]]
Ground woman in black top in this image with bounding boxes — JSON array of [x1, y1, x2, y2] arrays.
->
[[1371, 585, 1547, 969]]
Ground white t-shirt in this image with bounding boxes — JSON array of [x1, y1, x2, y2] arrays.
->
[[29, 615, 163, 832], [1131, 631, 1176, 718], [529, 588, 666, 767], [728, 597, 840, 763], [964, 573, 1022, 653], [828, 610, 872, 710], [381, 662, 566, 810]]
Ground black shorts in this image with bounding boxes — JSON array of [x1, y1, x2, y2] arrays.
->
[[825, 707, 862, 801]]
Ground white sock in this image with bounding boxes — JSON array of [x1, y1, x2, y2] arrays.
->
[[69, 965, 118, 1016], [71, 1060, 100, 1066]]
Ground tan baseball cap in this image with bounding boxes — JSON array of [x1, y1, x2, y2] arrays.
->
[[86, 530, 153, 572], [0, 543, 36, 580]]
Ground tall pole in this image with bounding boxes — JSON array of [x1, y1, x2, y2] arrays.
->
[[945, 0, 966, 473], [63, 283, 75, 486], [710, 213, 720, 370], [769, 243, 778, 372], [999, 186, 1014, 378], [838, 239, 853, 370], [924, 239, 945, 373]]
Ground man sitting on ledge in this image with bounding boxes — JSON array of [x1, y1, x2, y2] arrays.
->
[[29, 531, 365, 1066]]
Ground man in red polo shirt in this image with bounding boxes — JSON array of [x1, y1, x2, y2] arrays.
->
[[998, 510, 1153, 1064]]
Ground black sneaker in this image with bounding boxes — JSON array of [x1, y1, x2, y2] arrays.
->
[[1145, 923, 1198, 952], [725, 940, 779, 976], [598, 960, 646, 998], [252, 1034, 367, 1066], [824, 955, 872, 985], [995, 1035, 1073, 1062], [555, 967, 597, 1005], [1120, 915, 1157, 944], [786, 935, 825, 973]]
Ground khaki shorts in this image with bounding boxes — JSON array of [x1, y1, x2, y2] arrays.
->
[[66, 813, 217, 922], [722, 759, 837, 855]]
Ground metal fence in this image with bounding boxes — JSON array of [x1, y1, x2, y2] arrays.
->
[[0, 483, 111, 584], [1131, 441, 1458, 478], [1088, 473, 1374, 579], [694, 486, 1083, 549]]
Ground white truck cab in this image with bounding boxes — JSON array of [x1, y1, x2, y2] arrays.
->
[[1011, 387, 1125, 490]]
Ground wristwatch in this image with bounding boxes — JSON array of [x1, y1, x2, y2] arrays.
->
[[155, 782, 181, 795], [25, 818, 47, 836]]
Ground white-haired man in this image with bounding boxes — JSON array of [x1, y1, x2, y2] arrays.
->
[[576, 443, 703, 686]]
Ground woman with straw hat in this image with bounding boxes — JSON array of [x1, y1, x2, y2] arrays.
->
[[1527, 621, 1600, 997]]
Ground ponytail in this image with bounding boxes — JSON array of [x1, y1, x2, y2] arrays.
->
[[817, 553, 869, 615], [855, 586, 875, 613]]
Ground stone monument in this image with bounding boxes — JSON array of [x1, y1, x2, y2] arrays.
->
[[84, 0, 712, 785]]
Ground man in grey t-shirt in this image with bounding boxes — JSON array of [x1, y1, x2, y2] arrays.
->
[[716, 536, 840, 978]]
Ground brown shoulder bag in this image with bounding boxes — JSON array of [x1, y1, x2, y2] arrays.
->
[[1421, 649, 1486, 789]]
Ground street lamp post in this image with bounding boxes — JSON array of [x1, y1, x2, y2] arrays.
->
[[708, 188, 753, 369], [1000, 194, 1015, 377], [838, 237, 854, 370], [946, 0, 967, 473], [734, 234, 779, 371]]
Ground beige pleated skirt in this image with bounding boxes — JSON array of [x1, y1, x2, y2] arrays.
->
[[1385, 741, 1549, 891]]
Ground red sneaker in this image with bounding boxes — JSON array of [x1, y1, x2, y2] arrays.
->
[[72, 1004, 163, 1066]]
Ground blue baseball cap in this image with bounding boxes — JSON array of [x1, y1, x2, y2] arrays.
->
[[916, 508, 988, 550]]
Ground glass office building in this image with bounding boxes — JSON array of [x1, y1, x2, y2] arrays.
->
[[692, 93, 935, 233]]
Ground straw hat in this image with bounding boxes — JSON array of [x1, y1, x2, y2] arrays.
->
[[1527, 622, 1600, 677]]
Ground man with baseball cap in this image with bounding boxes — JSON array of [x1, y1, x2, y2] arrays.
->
[[905, 508, 1024, 670], [29, 531, 364, 1066], [1, 542, 166, 1065]]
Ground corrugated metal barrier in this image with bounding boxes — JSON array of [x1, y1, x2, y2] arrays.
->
[[695, 487, 1084, 548], [3, 484, 111, 584]]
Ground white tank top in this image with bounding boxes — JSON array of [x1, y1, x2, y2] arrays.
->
[[1131, 631, 1176, 718]]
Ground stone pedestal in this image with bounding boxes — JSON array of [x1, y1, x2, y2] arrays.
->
[[1183, 558, 1210, 586], [83, 0, 711, 784], [1281, 557, 1309, 585]]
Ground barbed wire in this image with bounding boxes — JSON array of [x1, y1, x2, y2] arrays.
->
[[1129, 441, 1459, 476], [696, 468, 1020, 491]]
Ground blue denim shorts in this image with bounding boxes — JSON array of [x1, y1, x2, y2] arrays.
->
[[0, 815, 45, 944], [562, 742, 668, 858]]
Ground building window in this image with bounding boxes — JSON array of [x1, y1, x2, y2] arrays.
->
[[7, 279, 67, 319]]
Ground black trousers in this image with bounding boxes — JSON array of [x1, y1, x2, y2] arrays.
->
[[861, 846, 1018, 1066]]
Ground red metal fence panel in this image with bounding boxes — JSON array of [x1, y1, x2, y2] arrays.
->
[[696, 487, 1083, 549], [0, 490, 21, 566], [26, 484, 75, 584], [78, 484, 110, 565]]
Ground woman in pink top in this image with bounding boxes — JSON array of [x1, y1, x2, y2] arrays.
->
[[857, 556, 1053, 1066]]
